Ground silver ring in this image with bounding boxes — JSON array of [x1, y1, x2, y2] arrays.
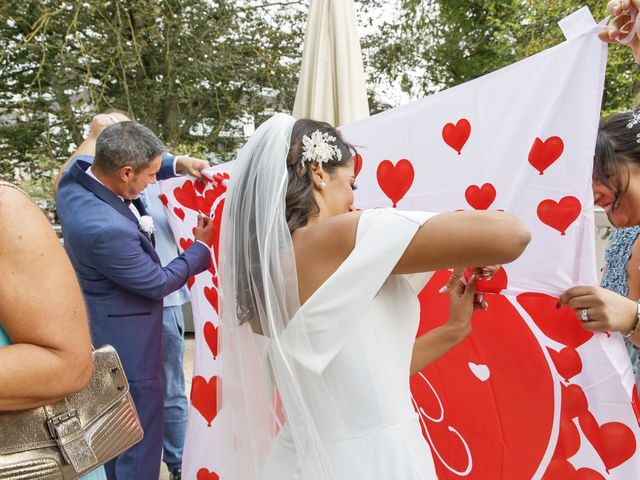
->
[[581, 308, 590, 322]]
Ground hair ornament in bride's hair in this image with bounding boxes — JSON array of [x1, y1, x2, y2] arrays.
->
[[626, 107, 640, 143], [301, 130, 343, 165]]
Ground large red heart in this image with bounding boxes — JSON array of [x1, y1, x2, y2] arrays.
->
[[173, 181, 199, 212], [517, 293, 593, 348], [537, 196, 581, 235], [529, 136, 564, 175], [196, 468, 219, 480], [465, 183, 496, 210], [190, 375, 219, 427], [376, 159, 414, 207], [547, 347, 582, 382], [204, 321, 219, 359], [442, 118, 471, 154], [204, 286, 219, 313], [354, 153, 363, 177], [579, 410, 636, 471]]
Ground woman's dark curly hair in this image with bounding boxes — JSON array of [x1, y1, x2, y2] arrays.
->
[[594, 109, 640, 214], [285, 119, 356, 232]]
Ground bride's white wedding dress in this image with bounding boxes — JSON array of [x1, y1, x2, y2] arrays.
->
[[261, 208, 439, 479]]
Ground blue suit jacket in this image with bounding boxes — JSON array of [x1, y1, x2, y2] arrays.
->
[[56, 156, 210, 380]]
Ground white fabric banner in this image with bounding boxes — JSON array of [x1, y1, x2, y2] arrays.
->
[[161, 20, 640, 480]]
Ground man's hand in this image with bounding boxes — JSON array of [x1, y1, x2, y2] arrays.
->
[[88, 112, 130, 138], [195, 215, 215, 247], [176, 156, 210, 179]]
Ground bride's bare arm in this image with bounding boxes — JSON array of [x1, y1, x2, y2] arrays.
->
[[393, 210, 530, 274], [0, 186, 93, 410], [295, 210, 529, 304]]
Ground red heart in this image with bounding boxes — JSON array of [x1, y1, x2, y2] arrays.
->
[[543, 458, 577, 479], [159, 194, 169, 207], [190, 376, 219, 426], [211, 199, 225, 264], [194, 179, 207, 194], [442, 118, 471, 154], [354, 153, 363, 177], [517, 293, 594, 348], [552, 416, 580, 460], [465, 183, 496, 210], [579, 410, 636, 471], [179, 237, 193, 252], [376, 159, 415, 207], [173, 181, 199, 212], [174, 207, 185, 221], [548, 347, 582, 382], [196, 468, 219, 480], [537, 196, 581, 235], [562, 383, 588, 420], [574, 468, 606, 480], [632, 386, 640, 429], [543, 460, 606, 480], [529, 136, 564, 175], [204, 321, 219, 359], [187, 276, 195, 289], [463, 266, 508, 294], [196, 190, 217, 216], [204, 286, 219, 313]]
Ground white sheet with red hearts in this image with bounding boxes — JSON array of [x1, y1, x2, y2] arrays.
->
[[160, 23, 640, 480]]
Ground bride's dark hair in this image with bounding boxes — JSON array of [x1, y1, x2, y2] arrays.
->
[[285, 119, 356, 232]]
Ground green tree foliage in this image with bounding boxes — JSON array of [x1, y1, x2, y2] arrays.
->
[[366, 0, 639, 113], [0, 0, 306, 193]]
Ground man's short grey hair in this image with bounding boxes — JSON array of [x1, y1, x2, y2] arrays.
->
[[94, 121, 167, 173]]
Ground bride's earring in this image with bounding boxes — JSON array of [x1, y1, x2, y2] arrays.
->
[[319, 181, 326, 189]]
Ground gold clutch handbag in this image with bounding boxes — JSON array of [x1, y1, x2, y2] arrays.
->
[[0, 345, 144, 479]]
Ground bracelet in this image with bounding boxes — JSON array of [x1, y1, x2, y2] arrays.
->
[[624, 302, 640, 338]]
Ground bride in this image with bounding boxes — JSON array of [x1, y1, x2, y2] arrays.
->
[[215, 113, 530, 479]]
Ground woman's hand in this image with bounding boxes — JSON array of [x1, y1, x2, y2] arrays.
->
[[598, 0, 640, 63], [558, 285, 638, 335], [444, 269, 479, 341]]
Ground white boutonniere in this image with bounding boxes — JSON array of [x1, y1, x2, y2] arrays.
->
[[138, 215, 155, 239]]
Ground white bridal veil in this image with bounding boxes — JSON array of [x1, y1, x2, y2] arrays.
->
[[217, 113, 359, 479]]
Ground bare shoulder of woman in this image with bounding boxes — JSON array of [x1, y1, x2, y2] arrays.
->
[[293, 211, 362, 304]]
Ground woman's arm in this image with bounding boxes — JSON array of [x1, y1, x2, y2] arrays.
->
[[0, 186, 93, 410], [393, 210, 530, 274]]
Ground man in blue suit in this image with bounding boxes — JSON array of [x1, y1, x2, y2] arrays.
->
[[56, 121, 213, 479]]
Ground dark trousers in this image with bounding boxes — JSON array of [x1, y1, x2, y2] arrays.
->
[[104, 377, 164, 479]]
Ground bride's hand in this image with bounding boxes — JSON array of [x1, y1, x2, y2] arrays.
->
[[444, 269, 479, 341]]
